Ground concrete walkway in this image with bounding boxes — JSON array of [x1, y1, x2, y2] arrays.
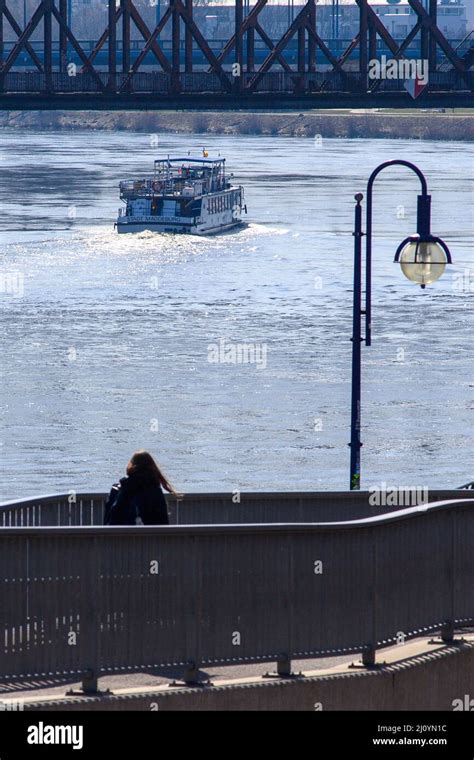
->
[[2, 632, 473, 710]]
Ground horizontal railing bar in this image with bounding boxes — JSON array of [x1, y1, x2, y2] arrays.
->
[[0, 499, 472, 535], [2, 489, 472, 510]]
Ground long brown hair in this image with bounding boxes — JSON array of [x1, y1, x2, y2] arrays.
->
[[126, 450, 177, 496]]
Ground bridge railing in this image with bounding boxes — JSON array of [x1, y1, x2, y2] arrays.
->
[[1, 489, 472, 527], [1, 70, 469, 95], [0, 498, 472, 690]]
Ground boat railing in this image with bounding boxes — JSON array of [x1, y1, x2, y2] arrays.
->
[[119, 179, 154, 194], [119, 175, 231, 199]]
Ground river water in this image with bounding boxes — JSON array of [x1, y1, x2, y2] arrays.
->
[[0, 129, 472, 500]]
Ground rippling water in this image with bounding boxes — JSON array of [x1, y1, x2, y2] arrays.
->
[[0, 129, 472, 500]]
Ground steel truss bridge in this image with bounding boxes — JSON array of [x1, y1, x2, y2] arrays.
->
[[0, 0, 472, 109]]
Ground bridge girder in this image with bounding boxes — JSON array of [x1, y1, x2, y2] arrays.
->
[[0, 0, 472, 101]]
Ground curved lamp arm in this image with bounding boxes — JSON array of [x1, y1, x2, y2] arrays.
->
[[365, 160, 429, 347]]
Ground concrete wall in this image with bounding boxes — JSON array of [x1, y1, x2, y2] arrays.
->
[[22, 639, 474, 711]]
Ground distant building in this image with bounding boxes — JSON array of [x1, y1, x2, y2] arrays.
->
[[3, 0, 471, 43], [181, 0, 470, 41], [371, 0, 468, 39]]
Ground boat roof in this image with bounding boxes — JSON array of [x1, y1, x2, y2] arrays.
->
[[154, 157, 225, 165]]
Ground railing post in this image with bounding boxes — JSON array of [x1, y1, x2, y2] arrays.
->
[[441, 620, 454, 643], [440, 507, 457, 644], [277, 654, 292, 677], [183, 660, 200, 685], [81, 668, 98, 694], [80, 534, 101, 694], [263, 653, 297, 679], [362, 647, 376, 667], [361, 527, 377, 668]]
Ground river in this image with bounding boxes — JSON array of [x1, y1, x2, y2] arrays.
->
[[0, 129, 472, 500]]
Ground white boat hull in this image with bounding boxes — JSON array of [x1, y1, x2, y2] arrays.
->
[[116, 217, 245, 236]]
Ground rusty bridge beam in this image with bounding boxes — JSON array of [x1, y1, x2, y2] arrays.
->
[[247, 3, 310, 92], [108, 0, 117, 91], [185, 0, 192, 73], [235, 0, 243, 84], [307, 0, 316, 73], [297, 24, 305, 74], [59, 0, 67, 72], [50, 1, 105, 89], [0, 0, 4, 68], [359, 0, 368, 80], [127, 2, 172, 73], [367, 20, 422, 93], [407, 0, 471, 88], [214, 0, 267, 67], [254, 22, 292, 73], [247, 25, 254, 73], [429, 0, 437, 72], [1, 0, 47, 75], [354, 0, 399, 58], [122, 0, 131, 74], [172, 0, 180, 91], [44, 0, 53, 90], [0, 2, 45, 76], [119, 4, 173, 88], [81, 5, 122, 72], [306, 22, 346, 73], [175, 0, 232, 90], [368, 23, 376, 63]]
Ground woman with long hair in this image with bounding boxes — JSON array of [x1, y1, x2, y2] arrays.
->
[[104, 450, 178, 526]]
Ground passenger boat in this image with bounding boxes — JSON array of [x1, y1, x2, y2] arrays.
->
[[116, 155, 247, 235]]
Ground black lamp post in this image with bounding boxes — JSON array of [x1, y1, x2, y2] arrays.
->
[[349, 160, 452, 491]]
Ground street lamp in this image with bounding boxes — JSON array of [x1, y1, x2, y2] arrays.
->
[[349, 160, 452, 491]]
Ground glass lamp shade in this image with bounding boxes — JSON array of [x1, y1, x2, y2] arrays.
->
[[397, 238, 449, 287]]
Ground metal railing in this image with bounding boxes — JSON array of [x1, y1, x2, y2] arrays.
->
[[1, 489, 473, 527], [0, 497, 472, 690], [1, 70, 470, 95]]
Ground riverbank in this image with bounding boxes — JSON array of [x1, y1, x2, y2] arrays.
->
[[1, 109, 473, 140]]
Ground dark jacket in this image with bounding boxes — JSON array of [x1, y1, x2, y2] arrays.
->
[[104, 474, 169, 526]]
